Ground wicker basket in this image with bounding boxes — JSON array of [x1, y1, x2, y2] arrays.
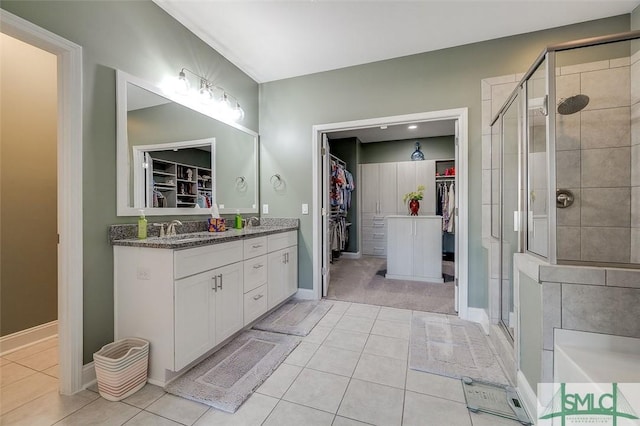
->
[[93, 338, 149, 401]]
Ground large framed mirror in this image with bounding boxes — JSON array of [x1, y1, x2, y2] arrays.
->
[[116, 70, 258, 216]]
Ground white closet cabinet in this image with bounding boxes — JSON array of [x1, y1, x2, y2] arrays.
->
[[396, 160, 436, 215], [361, 163, 397, 256], [267, 231, 298, 308], [386, 216, 443, 283]]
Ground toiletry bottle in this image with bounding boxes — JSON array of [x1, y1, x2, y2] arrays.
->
[[137, 209, 147, 239], [234, 210, 243, 229]]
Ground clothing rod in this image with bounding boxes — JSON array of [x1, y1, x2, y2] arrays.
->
[[330, 153, 346, 167]]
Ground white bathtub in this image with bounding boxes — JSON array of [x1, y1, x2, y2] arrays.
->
[[554, 329, 640, 384]]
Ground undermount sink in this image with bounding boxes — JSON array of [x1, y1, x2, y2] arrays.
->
[[157, 233, 211, 242]]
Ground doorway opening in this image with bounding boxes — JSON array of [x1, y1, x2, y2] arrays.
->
[[1, 10, 83, 394], [311, 108, 469, 320]]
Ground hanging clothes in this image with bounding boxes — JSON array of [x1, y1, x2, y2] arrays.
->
[[329, 160, 355, 214], [447, 183, 455, 233]]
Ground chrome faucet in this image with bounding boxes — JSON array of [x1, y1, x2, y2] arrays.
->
[[152, 223, 166, 237], [166, 220, 182, 236]]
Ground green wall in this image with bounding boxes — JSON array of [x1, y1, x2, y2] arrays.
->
[[360, 136, 454, 164], [259, 15, 630, 307], [1, 0, 259, 362]]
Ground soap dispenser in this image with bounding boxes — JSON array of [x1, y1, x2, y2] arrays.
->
[[137, 209, 147, 239], [234, 209, 243, 229]]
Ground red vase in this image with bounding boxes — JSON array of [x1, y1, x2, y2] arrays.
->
[[409, 199, 420, 216]]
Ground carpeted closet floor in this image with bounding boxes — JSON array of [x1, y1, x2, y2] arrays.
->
[[326, 256, 456, 315]]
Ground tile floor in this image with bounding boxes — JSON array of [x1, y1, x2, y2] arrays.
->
[[0, 302, 522, 425]]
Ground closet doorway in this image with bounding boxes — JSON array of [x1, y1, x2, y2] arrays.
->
[[312, 108, 469, 319]]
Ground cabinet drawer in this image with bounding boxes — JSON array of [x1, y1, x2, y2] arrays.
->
[[244, 237, 267, 259], [362, 242, 386, 257], [267, 231, 297, 252], [361, 227, 387, 242], [244, 284, 268, 325], [243, 255, 267, 293], [361, 213, 386, 228], [174, 241, 242, 279]]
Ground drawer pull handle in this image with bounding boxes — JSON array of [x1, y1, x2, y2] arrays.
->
[[253, 294, 264, 300], [252, 244, 263, 249], [217, 274, 223, 290], [253, 264, 264, 269], [211, 276, 217, 292]]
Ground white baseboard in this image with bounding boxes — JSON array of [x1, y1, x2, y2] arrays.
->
[[339, 251, 361, 259], [0, 320, 58, 356], [295, 288, 317, 300], [82, 362, 97, 389], [467, 307, 490, 334], [517, 369, 538, 424]]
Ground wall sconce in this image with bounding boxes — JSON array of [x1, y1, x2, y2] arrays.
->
[[161, 68, 245, 122]]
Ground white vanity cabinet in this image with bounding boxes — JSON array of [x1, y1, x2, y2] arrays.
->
[[386, 216, 443, 283], [174, 262, 245, 370], [267, 231, 298, 309], [242, 237, 268, 325], [114, 230, 298, 386]]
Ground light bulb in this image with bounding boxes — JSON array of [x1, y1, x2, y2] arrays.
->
[[198, 79, 214, 104], [176, 70, 190, 95], [232, 102, 245, 121]]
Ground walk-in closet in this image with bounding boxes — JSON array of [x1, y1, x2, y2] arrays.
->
[[322, 121, 459, 314]]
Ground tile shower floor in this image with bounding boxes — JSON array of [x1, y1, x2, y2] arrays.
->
[[0, 302, 520, 425]]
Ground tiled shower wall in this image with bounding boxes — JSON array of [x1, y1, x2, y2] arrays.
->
[[555, 58, 633, 263], [632, 48, 640, 263]]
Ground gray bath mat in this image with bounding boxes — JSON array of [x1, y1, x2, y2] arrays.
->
[[409, 312, 509, 385], [462, 377, 531, 424], [165, 330, 300, 413], [253, 300, 333, 336]]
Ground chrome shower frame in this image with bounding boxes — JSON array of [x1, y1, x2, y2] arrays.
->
[[490, 29, 640, 266]]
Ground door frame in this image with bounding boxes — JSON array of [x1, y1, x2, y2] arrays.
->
[[1, 10, 84, 394], [311, 108, 470, 320]]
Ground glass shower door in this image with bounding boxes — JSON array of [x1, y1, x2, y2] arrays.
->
[[500, 94, 521, 337]]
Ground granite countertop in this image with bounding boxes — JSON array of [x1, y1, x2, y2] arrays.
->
[[110, 218, 299, 249]]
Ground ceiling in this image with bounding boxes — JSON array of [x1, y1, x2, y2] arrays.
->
[[154, 0, 639, 84], [328, 120, 456, 143]]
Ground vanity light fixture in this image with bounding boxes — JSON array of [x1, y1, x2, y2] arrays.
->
[[161, 68, 245, 122]]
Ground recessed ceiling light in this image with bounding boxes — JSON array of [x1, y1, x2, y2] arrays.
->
[[408, 125, 418, 130], [380, 125, 388, 130]]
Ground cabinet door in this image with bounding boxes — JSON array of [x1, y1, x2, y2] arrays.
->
[[378, 163, 398, 214], [396, 161, 415, 214], [386, 218, 414, 276], [267, 249, 286, 308], [415, 160, 436, 215], [175, 270, 215, 370], [413, 218, 443, 279], [214, 262, 244, 344], [360, 163, 379, 213], [284, 246, 298, 298]]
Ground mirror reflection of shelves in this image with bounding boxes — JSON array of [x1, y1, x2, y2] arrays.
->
[[147, 156, 212, 209]]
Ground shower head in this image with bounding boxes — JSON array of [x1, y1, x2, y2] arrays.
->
[[557, 94, 589, 115]]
